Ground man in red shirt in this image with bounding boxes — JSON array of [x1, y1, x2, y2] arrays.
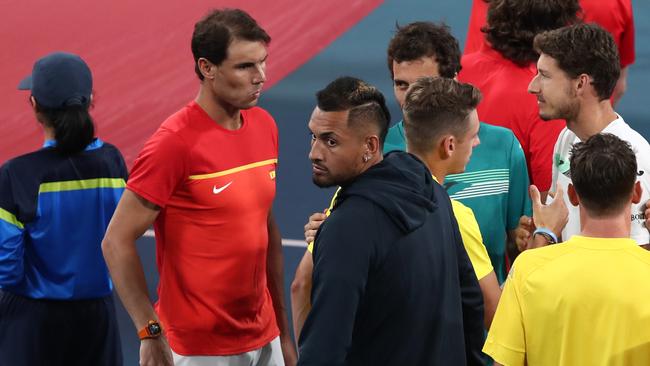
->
[[464, 0, 635, 105], [102, 9, 297, 366], [458, 0, 579, 197]]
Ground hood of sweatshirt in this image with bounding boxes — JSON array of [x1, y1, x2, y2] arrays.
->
[[336, 151, 438, 234]]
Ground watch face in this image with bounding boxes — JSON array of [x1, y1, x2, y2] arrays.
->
[[148, 323, 161, 336]]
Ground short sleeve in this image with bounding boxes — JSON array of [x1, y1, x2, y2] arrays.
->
[[451, 200, 493, 280], [127, 128, 190, 207], [507, 135, 532, 230], [483, 261, 527, 366]]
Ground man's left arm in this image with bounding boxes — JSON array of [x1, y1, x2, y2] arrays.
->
[[267, 211, 297, 366]]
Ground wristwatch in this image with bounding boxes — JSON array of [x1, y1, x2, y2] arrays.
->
[[138, 320, 163, 340]]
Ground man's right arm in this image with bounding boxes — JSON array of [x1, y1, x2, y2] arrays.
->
[[102, 189, 173, 366]]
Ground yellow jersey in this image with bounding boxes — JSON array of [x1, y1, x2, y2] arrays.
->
[[484, 235, 650, 366]]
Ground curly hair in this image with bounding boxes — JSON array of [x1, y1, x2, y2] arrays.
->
[[386, 22, 461, 79], [534, 23, 620, 101], [484, 0, 580, 66]]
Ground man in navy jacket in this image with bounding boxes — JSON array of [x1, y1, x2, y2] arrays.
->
[[298, 76, 484, 366]]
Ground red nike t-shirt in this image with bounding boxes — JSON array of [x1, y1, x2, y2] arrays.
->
[[463, 0, 635, 67], [127, 101, 279, 355], [459, 45, 565, 192]]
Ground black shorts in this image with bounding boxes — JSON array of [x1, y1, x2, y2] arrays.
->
[[0, 290, 123, 366]]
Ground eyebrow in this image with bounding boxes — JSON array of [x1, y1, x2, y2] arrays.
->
[[234, 54, 268, 68]]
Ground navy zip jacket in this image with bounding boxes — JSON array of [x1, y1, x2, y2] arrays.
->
[[298, 151, 484, 366]]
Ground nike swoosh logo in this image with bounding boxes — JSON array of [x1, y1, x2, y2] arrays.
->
[[212, 181, 233, 194]]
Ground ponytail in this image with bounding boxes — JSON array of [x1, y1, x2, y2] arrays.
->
[[36, 103, 95, 155]]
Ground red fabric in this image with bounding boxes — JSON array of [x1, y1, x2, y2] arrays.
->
[[128, 102, 280, 355], [581, 0, 635, 67], [463, 0, 635, 67], [0, 0, 383, 166], [458, 45, 565, 192]]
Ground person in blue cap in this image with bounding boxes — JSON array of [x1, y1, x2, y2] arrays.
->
[[0, 51, 127, 365]]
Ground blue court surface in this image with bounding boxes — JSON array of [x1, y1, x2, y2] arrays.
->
[[106, 0, 650, 363]]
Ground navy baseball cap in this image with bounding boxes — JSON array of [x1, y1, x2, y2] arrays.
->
[[17, 52, 92, 109]]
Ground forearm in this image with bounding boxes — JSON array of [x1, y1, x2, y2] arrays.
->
[[479, 271, 501, 329], [101, 190, 160, 332], [266, 213, 292, 340], [290, 251, 314, 343]]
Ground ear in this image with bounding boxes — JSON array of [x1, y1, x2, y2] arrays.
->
[[632, 181, 642, 204], [197, 57, 216, 80], [365, 135, 380, 155], [439, 135, 455, 159], [575, 73, 590, 97], [567, 183, 580, 207]]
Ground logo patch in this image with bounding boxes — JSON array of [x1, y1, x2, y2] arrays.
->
[[212, 181, 233, 194], [269, 170, 276, 180]]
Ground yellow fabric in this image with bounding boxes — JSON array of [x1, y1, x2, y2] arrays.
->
[[38, 178, 126, 193], [307, 188, 340, 253], [432, 175, 492, 280], [484, 235, 650, 366], [450, 199, 493, 280]]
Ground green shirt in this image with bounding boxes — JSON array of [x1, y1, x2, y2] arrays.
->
[[385, 121, 532, 283]]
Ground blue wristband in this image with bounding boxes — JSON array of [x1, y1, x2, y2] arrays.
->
[[533, 227, 558, 244]]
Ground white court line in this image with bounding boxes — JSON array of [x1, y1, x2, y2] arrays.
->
[[143, 229, 307, 248]]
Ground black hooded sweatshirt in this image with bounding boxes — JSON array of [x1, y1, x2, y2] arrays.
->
[[298, 151, 484, 366]]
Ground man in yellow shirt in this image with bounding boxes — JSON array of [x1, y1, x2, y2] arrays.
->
[[485, 133, 650, 366], [400, 76, 497, 320]]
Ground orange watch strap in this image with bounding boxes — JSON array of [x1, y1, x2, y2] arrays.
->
[[138, 320, 162, 340]]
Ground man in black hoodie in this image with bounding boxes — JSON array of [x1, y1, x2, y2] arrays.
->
[[297, 76, 484, 366]]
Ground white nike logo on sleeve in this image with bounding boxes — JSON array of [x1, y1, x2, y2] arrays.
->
[[212, 181, 233, 194]]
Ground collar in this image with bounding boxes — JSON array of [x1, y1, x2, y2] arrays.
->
[[43, 138, 104, 151], [568, 235, 638, 250]]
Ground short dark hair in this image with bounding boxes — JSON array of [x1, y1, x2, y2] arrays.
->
[[570, 133, 637, 217], [534, 23, 620, 101], [484, 0, 580, 66], [191, 9, 271, 80], [316, 77, 391, 145], [403, 77, 481, 155], [386, 22, 461, 79]]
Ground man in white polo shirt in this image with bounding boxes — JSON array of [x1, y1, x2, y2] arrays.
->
[[526, 23, 650, 249]]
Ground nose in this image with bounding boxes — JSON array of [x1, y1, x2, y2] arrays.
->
[[254, 63, 266, 84], [309, 139, 322, 162], [528, 74, 540, 94], [474, 135, 481, 147]]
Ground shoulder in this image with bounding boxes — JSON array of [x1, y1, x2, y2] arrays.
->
[[1, 149, 54, 178], [508, 244, 572, 284], [315, 197, 379, 255], [554, 127, 575, 150]]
